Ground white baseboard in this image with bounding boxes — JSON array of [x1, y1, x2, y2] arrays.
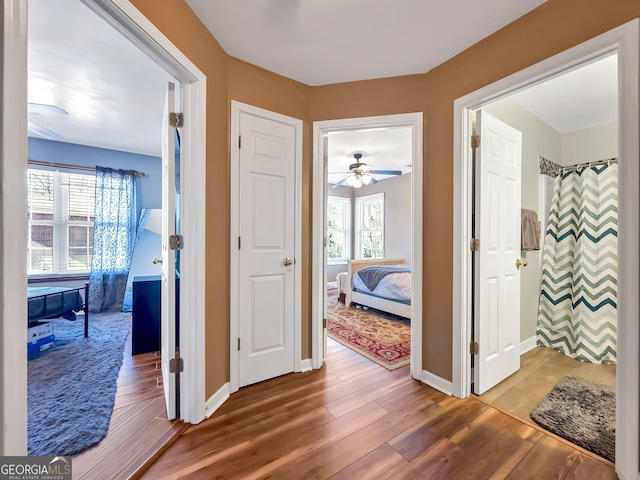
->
[[520, 336, 537, 355], [421, 370, 453, 396], [300, 358, 313, 372], [204, 381, 231, 418]]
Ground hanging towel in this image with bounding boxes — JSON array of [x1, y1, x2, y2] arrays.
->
[[521, 208, 540, 251]]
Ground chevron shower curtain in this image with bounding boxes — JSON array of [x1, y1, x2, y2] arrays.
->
[[537, 164, 618, 364]]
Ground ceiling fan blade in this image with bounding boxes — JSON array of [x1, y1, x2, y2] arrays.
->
[[28, 103, 69, 116], [331, 177, 349, 188], [370, 169, 402, 175], [28, 121, 64, 140], [369, 177, 378, 184]]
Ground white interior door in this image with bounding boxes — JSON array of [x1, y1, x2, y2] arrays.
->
[[322, 134, 329, 358], [238, 110, 296, 387], [161, 82, 177, 418], [474, 110, 523, 395]]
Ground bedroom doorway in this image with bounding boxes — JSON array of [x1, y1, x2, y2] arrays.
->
[[312, 113, 423, 380], [2, 0, 207, 457]]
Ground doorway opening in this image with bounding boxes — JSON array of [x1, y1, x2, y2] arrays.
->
[[452, 20, 639, 479], [313, 113, 423, 381], [3, 0, 207, 461], [470, 54, 618, 463]]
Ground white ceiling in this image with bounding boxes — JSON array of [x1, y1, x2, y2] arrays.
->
[[185, 0, 548, 86], [509, 54, 618, 133], [28, 0, 175, 157], [29, 0, 617, 158], [327, 127, 413, 186]]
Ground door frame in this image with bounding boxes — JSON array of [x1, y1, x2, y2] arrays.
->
[[312, 113, 423, 380], [229, 100, 303, 394], [1, 0, 208, 451], [452, 20, 639, 479]]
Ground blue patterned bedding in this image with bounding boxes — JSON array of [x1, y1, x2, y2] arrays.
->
[[28, 286, 84, 324]]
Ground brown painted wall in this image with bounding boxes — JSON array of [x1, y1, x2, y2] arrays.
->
[[311, 0, 639, 380], [131, 0, 638, 395]]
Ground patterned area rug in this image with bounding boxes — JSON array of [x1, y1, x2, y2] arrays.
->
[[327, 289, 410, 370], [530, 376, 615, 461]]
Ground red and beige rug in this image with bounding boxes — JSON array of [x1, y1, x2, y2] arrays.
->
[[327, 289, 410, 370]]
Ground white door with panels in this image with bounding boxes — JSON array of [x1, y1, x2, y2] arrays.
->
[[160, 82, 178, 418], [238, 110, 296, 387], [474, 110, 523, 395]]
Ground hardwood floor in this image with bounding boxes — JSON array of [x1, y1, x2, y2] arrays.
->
[[72, 332, 187, 480], [141, 338, 616, 479], [479, 346, 616, 426]]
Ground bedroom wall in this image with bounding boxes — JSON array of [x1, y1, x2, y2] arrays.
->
[[28, 138, 162, 219], [354, 173, 412, 264], [482, 98, 562, 344], [129, 0, 638, 397], [562, 121, 619, 165]]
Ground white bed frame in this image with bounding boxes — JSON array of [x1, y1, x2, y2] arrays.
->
[[346, 257, 411, 319]]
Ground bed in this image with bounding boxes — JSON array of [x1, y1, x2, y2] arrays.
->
[[28, 284, 89, 337], [345, 257, 411, 319]]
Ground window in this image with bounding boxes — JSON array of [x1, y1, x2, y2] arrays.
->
[[356, 193, 384, 259], [327, 196, 350, 263], [27, 168, 95, 275]]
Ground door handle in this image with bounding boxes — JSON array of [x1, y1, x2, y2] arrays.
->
[[153, 258, 163, 265], [516, 258, 528, 269], [283, 258, 293, 266]]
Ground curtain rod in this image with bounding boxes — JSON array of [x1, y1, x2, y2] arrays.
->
[[28, 159, 146, 177], [548, 157, 618, 176]]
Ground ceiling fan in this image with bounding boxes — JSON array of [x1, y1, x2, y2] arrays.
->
[[331, 153, 402, 188], [28, 102, 68, 140]]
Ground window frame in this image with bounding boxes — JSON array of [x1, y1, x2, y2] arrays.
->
[[27, 167, 95, 276], [355, 192, 385, 260], [326, 195, 351, 265]]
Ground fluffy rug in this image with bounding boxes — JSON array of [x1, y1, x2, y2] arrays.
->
[[28, 311, 131, 456], [529, 376, 615, 461], [327, 289, 410, 370]]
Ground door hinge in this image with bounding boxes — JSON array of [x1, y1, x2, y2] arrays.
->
[[470, 238, 480, 251], [470, 341, 479, 355], [169, 234, 184, 250], [169, 357, 184, 373], [238, 135, 242, 149], [169, 112, 184, 128], [238, 236, 241, 249], [471, 135, 480, 149], [323, 237, 327, 248], [323, 318, 327, 328], [237, 338, 241, 351]]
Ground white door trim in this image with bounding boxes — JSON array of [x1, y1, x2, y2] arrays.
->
[[312, 113, 423, 380], [230, 101, 303, 394], [1, 0, 29, 455], [452, 20, 639, 480]]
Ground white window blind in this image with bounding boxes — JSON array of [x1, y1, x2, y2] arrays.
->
[[27, 168, 96, 275], [327, 196, 350, 263], [355, 193, 384, 259]]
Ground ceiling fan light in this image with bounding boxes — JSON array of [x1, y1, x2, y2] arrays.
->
[[361, 174, 372, 185], [345, 175, 357, 187], [352, 176, 362, 188]]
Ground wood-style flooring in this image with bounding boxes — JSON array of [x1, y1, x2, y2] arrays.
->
[[479, 346, 616, 427], [72, 333, 187, 480], [141, 338, 616, 479]]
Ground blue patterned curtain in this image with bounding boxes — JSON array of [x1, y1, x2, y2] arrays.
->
[[537, 164, 618, 364], [89, 167, 137, 312]]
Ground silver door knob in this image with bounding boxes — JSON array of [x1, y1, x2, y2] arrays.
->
[[283, 258, 293, 266], [153, 258, 163, 265]]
